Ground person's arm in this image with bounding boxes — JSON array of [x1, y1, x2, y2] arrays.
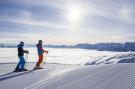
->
[[42, 48, 48, 53], [22, 48, 29, 53], [24, 50, 29, 53], [38, 44, 48, 54]]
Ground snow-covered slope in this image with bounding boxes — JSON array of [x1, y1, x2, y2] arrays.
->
[[86, 52, 135, 65], [1, 63, 135, 89]]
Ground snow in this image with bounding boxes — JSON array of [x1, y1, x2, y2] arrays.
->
[[0, 48, 135, 65], [86, 52, 135, 65], [1, 63, 135, 89], [1, 48, 135, 89]]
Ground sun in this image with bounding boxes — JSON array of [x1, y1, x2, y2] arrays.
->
[[66, 6, 82, 22], [64, 4, 85, 24]]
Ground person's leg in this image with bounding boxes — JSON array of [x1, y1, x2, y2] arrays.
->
[[36, 55, 43, 67], [20, 56, 25, 70], [14, 57, 22, 71], [15, 57, 21, 69]]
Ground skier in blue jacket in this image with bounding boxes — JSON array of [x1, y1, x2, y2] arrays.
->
[[14, 42, 29, 72], [34, 40, 48, 69]]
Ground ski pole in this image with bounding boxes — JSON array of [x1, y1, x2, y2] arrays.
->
[[43, 53, 48, 67], [25, 53, 29, 68]]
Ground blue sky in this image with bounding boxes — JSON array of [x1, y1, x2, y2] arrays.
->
[[0, 0, 135, 44]]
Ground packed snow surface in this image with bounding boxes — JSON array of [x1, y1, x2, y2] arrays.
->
[[1, 63, 135, 89], [1, 48, 135, 89]]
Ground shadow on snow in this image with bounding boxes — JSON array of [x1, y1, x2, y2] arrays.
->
[[0, 70, 34, 81]]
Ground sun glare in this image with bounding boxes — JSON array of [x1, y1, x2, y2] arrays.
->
[[64, 4, 85, 24], [67, 6, 82, 22]]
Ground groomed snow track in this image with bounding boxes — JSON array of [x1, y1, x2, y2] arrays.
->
[[1, 63, 135, 89]]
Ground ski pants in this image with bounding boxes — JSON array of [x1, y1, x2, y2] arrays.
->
[[36, 55, 43, 67], [16, 56, 25, 70]]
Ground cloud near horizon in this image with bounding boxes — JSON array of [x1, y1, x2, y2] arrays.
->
[[0, 0, 135, 44]]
